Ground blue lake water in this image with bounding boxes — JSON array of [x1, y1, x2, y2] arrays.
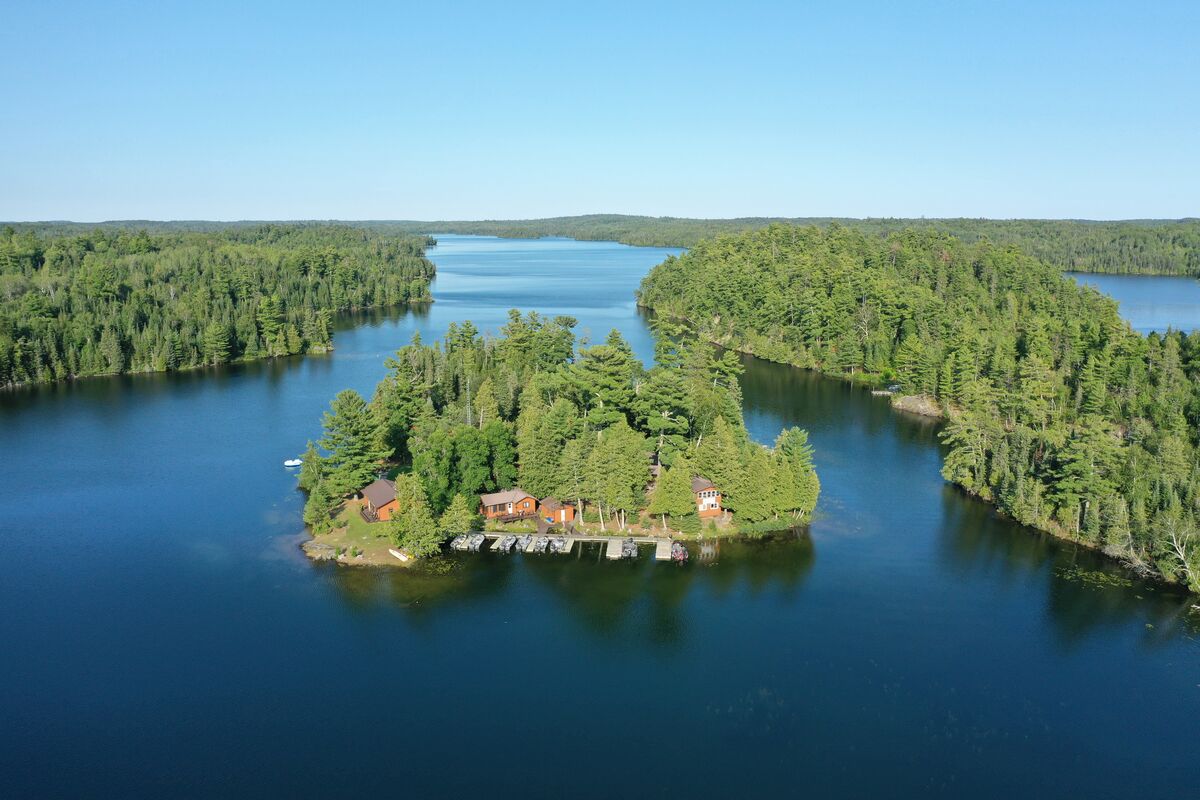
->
[[1069, 271, 1200, 333], [0, 236, 1197, 798]]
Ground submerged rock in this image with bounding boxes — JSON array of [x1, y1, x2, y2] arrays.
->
[[302, 540, 338, 561]]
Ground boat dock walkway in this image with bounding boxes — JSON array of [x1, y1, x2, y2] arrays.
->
[[470, 531, 677, 561]]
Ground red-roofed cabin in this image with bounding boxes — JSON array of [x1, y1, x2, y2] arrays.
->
[[692, 476, 723, 519], [539, 497, 575, 525], [361, 478, 398, 522], [479, 488, 537, 519]]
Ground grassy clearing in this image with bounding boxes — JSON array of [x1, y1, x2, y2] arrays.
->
[[305, 501, 412, 567]]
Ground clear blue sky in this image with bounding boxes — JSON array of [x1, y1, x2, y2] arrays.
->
[[2, 0, 1196, 221]]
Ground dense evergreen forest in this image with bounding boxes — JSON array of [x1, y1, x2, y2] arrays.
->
[[380, 215, 1200, 275], [301, 312, 819, 556], [638, 224, 1200, 593], [0, 224, 434, 387], [14, 215, 1200, 275]]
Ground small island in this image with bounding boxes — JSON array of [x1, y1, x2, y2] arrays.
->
[[297, 310, 819, 565]]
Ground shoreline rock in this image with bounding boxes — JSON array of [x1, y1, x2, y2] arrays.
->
[[890, 394, 943, 419]]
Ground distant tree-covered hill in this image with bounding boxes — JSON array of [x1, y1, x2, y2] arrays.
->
[[12, 215, 1199, 274], [371, 215, 1200, 275], [0, 224, 434, 387]]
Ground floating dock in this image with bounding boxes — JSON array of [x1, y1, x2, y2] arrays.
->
[[654, 539, 672, 561]]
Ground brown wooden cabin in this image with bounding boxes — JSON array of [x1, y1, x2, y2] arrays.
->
[[692, 476, 723, 519], [538, 497, 575, 525], [361, 478, 398, 522], [479, 488, 537, 520]]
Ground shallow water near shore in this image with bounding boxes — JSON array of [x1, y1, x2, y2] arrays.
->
[[1, 236, 1197, 798]]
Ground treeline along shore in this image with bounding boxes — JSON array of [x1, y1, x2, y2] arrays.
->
[[0, 224, 435, 387], [376, 214, 1200, 275], [637, 223, 1200, 593], [13, 215, 1200, 274]]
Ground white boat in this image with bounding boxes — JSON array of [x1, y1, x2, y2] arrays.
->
[[283, 458, 303, 468]]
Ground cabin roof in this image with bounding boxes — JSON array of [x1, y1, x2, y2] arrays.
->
[[691, 476, 716, 493], [361, 478, 396, 507], [480, 488, 533, 506], [539, 497, 565, 511]]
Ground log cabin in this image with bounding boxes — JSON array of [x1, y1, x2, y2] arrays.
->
[[361, 478, 398, 522], [479, 488, 537, 519], [692, 476, 723, 518]]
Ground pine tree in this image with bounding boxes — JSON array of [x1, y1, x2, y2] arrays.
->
[[439, 494, 479, 536], [633, 367, 691, 463], [303, 479, 336, 534], [482, 420, 519, 490], [202, 322, 231, 366], [389, 474, 443, 557], [556, 436, 592, 518], [1102, 496, 1132, 556], [297, 441, 324, 492], [574, 330, 637, 428], [694, 416, 743, 497], [646, 459, 696, 530], [516, 388, 558, 497], [586, 420, 649, 530], [731, 446, 776, 523], [452, 425, 492, 497], [320, 389, 388, 496], [411, 426, 455, 512], [774, 427, 815, 471], [473, 377, 500, 428], [372, 348, 426, 460], [99, 327, 124, 373]]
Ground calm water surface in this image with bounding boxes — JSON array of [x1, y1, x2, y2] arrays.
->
[[1070, 271, 1200, 333], [1, 236, 1197, 798]]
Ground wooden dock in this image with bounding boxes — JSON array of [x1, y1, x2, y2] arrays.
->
[[654, 539, 672, 561], [471, 531, 671, 562]]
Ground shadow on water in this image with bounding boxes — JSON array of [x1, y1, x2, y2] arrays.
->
[[315, 531, 817, 647], [738, 352, 1200, 644], [938, 486, 1200, 643], [319, 552, 518, 622], [331, 303, 432, 334]]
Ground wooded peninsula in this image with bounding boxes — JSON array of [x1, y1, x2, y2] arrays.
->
[[0, 224, 434, 387], [637, 223, 1200, 592], [299, 311, 819, 560]]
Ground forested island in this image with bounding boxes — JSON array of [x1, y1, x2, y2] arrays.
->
[[638, 224, 1200, 592], [0, 224, 434, 387], [298, 311, 819, 562], [380, 215, 1200, 275]]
